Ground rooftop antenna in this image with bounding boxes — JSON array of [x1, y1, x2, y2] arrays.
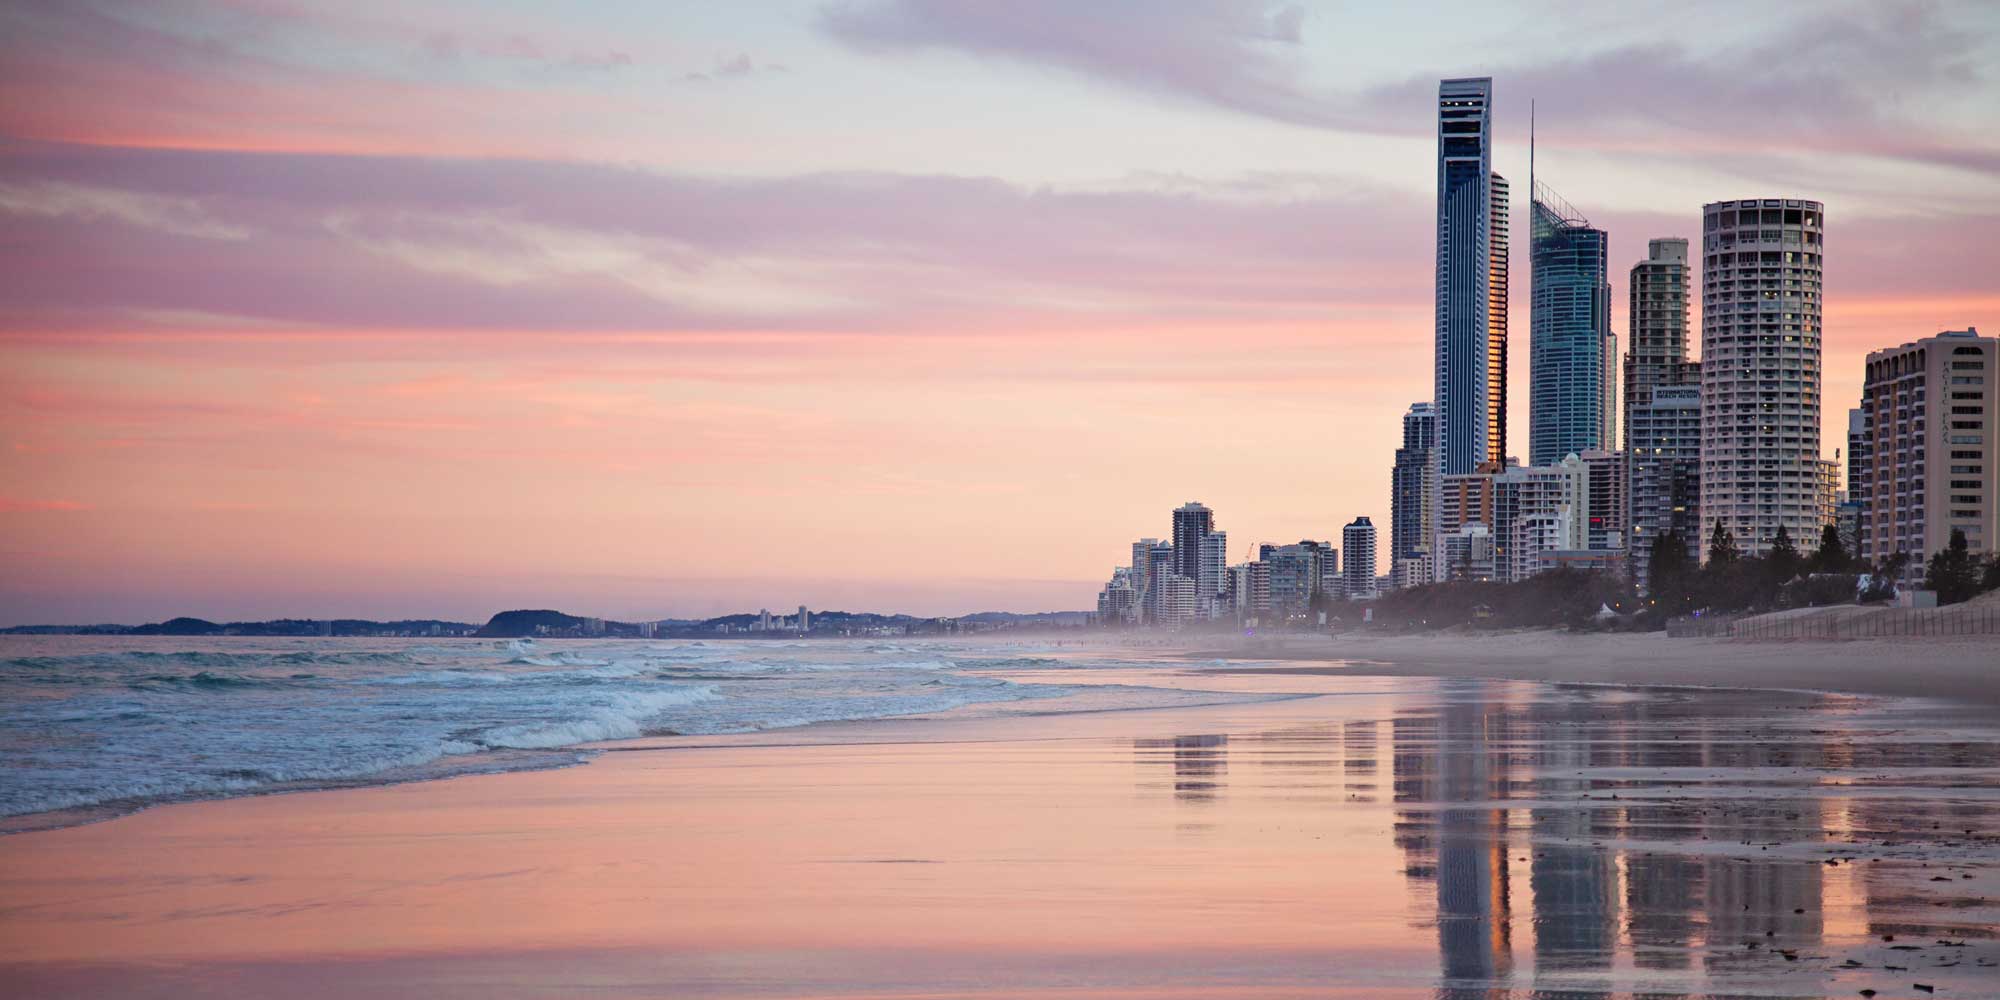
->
[[1529, 99, 1535, 206]]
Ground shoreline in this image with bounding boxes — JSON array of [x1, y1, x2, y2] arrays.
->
[[1186, 629, 2000, 705]]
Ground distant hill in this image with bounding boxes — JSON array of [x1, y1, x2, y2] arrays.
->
[[129, 616, 224, 636], [475, 609, 589, 637]]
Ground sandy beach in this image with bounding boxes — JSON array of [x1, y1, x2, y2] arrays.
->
[[3, 646, 1998, 999], [1197, 630, 2000, 705]]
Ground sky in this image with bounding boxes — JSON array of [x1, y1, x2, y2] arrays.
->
[[3, 0, 1999, 625]]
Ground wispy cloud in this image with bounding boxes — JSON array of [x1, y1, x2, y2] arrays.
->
[[820, 0, 2000, 174]]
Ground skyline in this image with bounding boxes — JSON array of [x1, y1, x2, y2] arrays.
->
[[5, 1, 2000, 624]]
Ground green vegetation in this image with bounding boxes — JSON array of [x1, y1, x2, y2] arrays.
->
[[1366, 526, 2000, 633]]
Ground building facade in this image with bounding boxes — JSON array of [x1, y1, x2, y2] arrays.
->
[[1392, 402, 1438, 564], [1171, 502, 1212, 587], [1628, 384, 1702, 590], [1857, 328, 1997, 565], [1488, 174, 1512, 467], [1624, 238, 1694, 446], [1436, 77, 1496, 478], [1529, 181, 1614, 467], [1699, 198, 1830, 556], [1343, 517, 1379, 600]]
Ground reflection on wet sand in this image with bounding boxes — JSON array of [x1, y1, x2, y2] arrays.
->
[[1377, 682, 2000, 997]]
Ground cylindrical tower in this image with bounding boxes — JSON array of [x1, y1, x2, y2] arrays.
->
[[1698, 198, 1828, 557]]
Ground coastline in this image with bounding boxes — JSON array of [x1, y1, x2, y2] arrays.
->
[[1189, 629, 2000, 706]]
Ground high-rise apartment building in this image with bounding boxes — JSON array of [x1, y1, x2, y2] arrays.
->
[[1488, 174, 1511, 466], [1435, 78, 1496, 478], [1342, 517, 1379, 600], [1699, 198, 1829, 556], [1529, 181, 1614, 466], [1391, 402, 1438, 564], [1857, 328, 1997, 565], [1130, 538, 1160, 617], [1624, 239, 1694, 443], [1197, 529, 1228, 618], [1628, 384, 1702, 590], [1171, 502, 1212, 584], [1259, 541, 1335, 618], [1491, 455, 1590, 582], [1581, 450, 1627, 551]]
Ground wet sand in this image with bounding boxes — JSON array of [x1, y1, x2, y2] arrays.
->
[[3, 664, 1998, 999], [1197, 631, 2000, 705]]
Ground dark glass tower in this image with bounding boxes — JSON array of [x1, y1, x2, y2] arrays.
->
[[1170, 502, 1212, 584], [1391, 402, 1437, 562], [1528, 181, 1612, 467], [1435, 78, 1494, 478]]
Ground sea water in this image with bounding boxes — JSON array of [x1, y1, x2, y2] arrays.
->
[[0, 636, 1232, 827]]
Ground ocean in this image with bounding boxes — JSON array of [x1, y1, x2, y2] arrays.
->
[[0, 636, 1255, 830]]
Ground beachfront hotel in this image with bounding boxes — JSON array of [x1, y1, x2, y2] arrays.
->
[[1698, 198, 1836, 556], [1855, 328, 1997, 567]]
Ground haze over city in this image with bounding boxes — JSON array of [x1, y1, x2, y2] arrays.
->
[[4, 0, 1998, 625]]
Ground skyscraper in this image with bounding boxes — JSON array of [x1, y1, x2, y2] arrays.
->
[[1699, 198, 1828, 556], [1342, 517, 1379, 600], [1528, 179, 1613, 467], [1435, 77, 1495, 478], [1488, 174, 1511, 466], [1628, 384, 1702, 591], [1624, 239, 1693, 447], [1857, 328, 1996, 567], [1170, 502, 1212, 584], [1391, 402, 1438, 564]]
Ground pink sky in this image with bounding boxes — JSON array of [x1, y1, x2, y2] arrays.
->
[[3, 1, 1998, 624]]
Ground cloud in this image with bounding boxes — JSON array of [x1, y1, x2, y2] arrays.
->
[[820, 0, 2000, 173], [0, 498, 90, 513], [819, 0, 1357, 128], [683, 52, 786, 83], [0, 140, 1430, 333]]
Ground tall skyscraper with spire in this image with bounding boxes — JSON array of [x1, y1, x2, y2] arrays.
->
[[1527, 119, 1613, 467], [1434, 78, 1496, 479]]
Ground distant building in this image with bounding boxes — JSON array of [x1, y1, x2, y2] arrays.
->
[[1391, 402, 1438, 566], [1529, 178, 1614, 466], [1144, 542, 1175, 624], [1342, 517, 1379, 600], [1097, 567, 1138, 625], [1438, 524, 1497, 582], [1700, 197, 1829, 556], [1623, 238, 1693, 448], [1259, 541, 1334, 619], [1858, 327, 1996, 567], [1156, 573, 1198, 627], [1491, 454, 1591, 582], [1628, 383, 1702, 591], [1435, 77, 1499, 479], [584, 617, 606, 636], [757, 609, 772, 632], [1198, 529, 1229, 618], [1171, 502, 1213, 592], [1130, 538, 1161, 619], [1232, 561, 1272, 621], [797, 605, 811, 632], [638, 621, 657, 639], [1581, 450, 1627, 551], [1391, 556, 1432, 592]]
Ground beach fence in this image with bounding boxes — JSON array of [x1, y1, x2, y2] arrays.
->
[[1671, 600, 2000, 640]]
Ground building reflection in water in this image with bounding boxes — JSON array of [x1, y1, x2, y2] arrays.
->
[[1395, 687, 1516, 990], [1134, 734, 1228, 802], [1388, 683, 1852, 995]]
